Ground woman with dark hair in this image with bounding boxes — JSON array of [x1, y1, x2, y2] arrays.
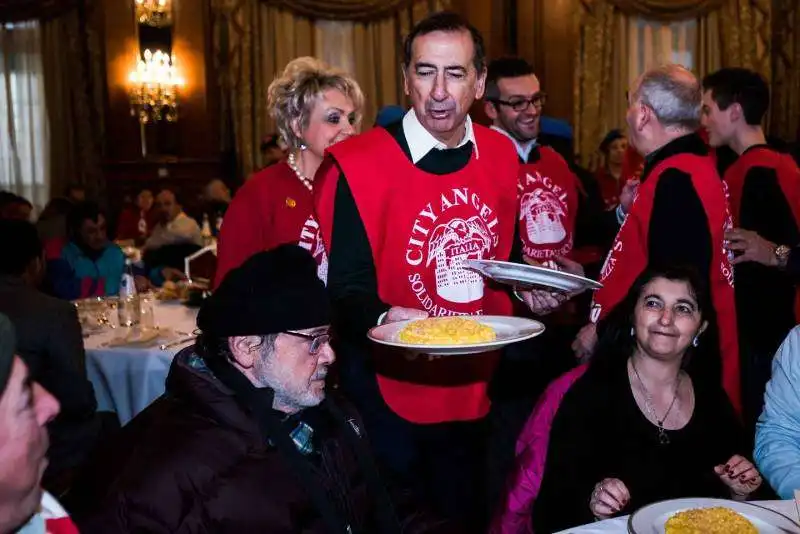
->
[[595, 130, 629, 209], [493, 266, 762, 534]]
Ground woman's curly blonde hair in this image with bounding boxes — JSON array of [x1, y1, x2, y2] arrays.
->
[[268, 57, 364, 149]]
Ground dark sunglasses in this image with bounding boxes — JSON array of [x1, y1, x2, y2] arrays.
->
[[491, 92, 547, 112], [284, 329, 332, 355]]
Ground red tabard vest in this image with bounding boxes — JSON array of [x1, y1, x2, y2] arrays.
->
[[214, 161, 328, 287], [518, 146, 579, 263], [591, 153, 741, 413], [315, 125, 518, 423], [724, 146, 800, 320]]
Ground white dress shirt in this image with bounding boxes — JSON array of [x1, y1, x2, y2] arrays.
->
[[144, 211, 203, 250], [402, 108, 479, 164], [490, 125, 536, 162]]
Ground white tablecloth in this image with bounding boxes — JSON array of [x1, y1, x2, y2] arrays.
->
[[84, 302, 199, 425], [558, 500, 796, 533]]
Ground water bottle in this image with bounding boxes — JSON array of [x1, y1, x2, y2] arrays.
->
[[118, 259, 140, 327]]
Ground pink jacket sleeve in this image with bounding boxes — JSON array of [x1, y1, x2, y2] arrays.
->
[[491, 364, 588, 534]]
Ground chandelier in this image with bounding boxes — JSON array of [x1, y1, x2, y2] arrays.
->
[[134, 0, 173, 27], [128, 49, 184, 124]]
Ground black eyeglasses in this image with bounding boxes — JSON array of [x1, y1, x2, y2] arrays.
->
[[492, 93, 547, 112], [285, 329, 331, 355]]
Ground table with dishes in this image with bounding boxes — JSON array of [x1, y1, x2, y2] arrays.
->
[[558, 499, 798, 533], [80, 296, 199, 425]]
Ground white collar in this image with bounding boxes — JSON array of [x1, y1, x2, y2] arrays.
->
[[490, 125, 536, 161], [402, 108, 478, 164]]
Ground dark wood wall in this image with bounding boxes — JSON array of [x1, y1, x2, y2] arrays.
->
[[450, 0, 579, 126], [101, 0, 223, 221], [100, 0, 579, 211]]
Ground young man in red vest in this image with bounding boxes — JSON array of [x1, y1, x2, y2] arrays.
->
[[314, 12, 566, 530], [573, 64, 741, 414], [481, 56, 621, 503], [702, 67, 800, 432]]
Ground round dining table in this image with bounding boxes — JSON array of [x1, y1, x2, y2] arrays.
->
[[84, 301, 198, 425]]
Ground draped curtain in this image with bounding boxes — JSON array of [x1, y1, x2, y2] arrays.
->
[[263, 0, 422, 21], [40, 0, 105, 200], [212, 0, 447, 181], [768, 0, 800, 140], [0, 0, 104, 203], [0, 21, 49, 210], [574, 0, 773, 166], [604, 0, 724, 21]]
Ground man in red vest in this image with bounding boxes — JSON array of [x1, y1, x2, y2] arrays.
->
[[481, 56, 622, 503], [702, 67, 800, 431], [314, 12, 566, 530], [483, 56, 583, 268], [573, 64, 741, 414]]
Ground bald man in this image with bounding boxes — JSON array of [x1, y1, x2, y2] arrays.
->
[[144, 189, 203, 251], [574, 65, 740, 413]]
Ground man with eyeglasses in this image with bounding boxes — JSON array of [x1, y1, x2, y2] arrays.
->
[[484, 57, 581, 271], [74, 245, 451, 533], [482, 56, 612, 506]]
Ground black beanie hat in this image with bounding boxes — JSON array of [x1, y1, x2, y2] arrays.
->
[[0, 314, 16, 396], [197, 245, 331, 337]]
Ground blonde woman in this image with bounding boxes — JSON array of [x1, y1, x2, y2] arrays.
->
[[215, 57, 363, 286]]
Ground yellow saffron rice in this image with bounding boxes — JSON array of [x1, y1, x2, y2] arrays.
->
[[665, 507, 757, 534], [397, 317, 496, 345]]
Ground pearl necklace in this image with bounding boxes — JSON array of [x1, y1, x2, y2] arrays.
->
[[287, 151, 313, 192]]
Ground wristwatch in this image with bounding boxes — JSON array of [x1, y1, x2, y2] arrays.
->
[[774, 244, 791, 269]]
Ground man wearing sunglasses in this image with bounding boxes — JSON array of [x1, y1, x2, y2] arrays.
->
[[75, 245, 451, 533]]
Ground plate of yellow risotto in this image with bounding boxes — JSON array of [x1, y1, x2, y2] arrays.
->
[[629, 498, 800, 534], [367, 316, 545, 355]]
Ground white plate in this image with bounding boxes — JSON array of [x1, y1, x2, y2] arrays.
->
[[628, 498, 800, 534], [464, 259, 602, 292], [367, 315, 545, 355]]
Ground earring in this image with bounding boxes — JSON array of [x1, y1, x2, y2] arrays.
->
[[692, 335, 700, 347], [630, 327, 635, 337], [299, 142, 308, 151]]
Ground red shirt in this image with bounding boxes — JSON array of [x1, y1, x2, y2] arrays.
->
[[316, 125, 518, 423], [116, 207, 158, 241], [214, 160, 327, 287], [595, 167, 623, 209]]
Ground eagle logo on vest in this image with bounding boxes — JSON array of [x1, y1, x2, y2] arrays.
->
[[405, 187, 500, 315], [427, 217, 493, 303], [298, 214, 329, 284], [520, 188, 567, 245], [518, 171, 571, 259]]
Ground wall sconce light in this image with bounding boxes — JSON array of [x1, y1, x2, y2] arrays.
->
[[135, 0, 173, 27]]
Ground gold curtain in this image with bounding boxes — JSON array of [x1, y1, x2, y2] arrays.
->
[[574, 0, 777, 166], [40, 0, 105, 199], [604, 0, 723, 21], [263, 0, 420, 21], [770, 0, 800, 140], [573, 0, 619, 166], [213, 0, 446, 180], [695, 0, 771, 126]]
